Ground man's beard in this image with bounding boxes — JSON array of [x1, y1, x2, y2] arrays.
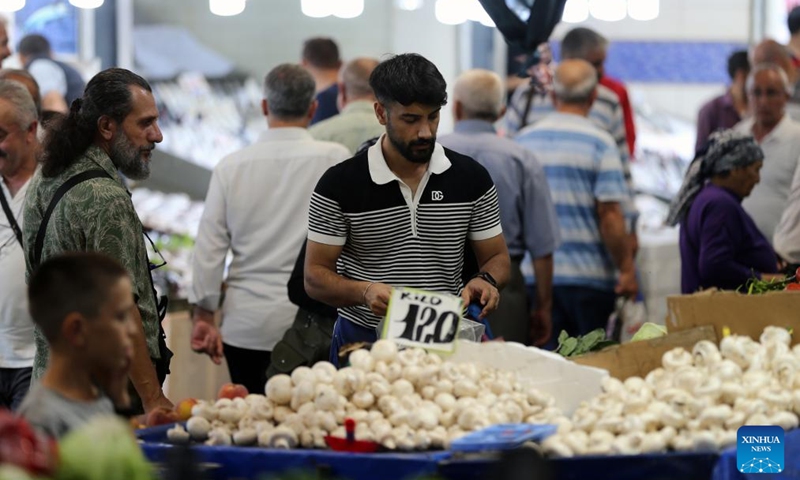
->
[[387, 121, 435, 164], [110, 133, 153, 180]]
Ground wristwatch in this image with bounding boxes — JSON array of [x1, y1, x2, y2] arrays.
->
[[471, 271, 498, 288]]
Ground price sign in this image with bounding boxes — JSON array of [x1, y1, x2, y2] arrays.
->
[[380, 287, 463, 353]]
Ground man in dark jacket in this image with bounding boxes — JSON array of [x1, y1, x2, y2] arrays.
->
[[18, 34, 85, 114]]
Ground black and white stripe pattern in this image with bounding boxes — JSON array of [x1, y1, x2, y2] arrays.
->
[[308, 148, 502, 329]]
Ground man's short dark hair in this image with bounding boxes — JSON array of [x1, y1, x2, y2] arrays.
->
[[789, 7, 800, 35], [728, 50, 750, 80], [561, 27, 608, 60], [302, 38, 341, 70], [17, 34, 51, 57], [28, 253, 130, 344], [369, 53, 447, 108]]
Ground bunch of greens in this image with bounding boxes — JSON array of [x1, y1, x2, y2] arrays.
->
[[556, 329, 616, 357]]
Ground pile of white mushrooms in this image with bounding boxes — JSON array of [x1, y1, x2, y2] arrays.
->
[[541, 327, 800, 457], [168, 339, 564, 450]]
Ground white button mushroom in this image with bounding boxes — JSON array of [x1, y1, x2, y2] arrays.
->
[[353, 390, 376, 409], [206, 428, 233, 446], [770, 411, 799, 430], [371, 340, 399, 363], [290, 380, 316, 411], [186, 416, 212, 441], [290, 366, 316, 386], [314, 387, 341, 412], [233, 428, 257, 446], [349, 349, 375, 372], [312, 361, 337, 384], [662, 348, 693, 371], [391, 379, 415, 398], [453, 379, 479, 398], [167, 424, 191, 444], [266, 426, 299, 449], [265, 374, 293, 406], [273, 406, 293, 424], [191, 403, 219, 422]]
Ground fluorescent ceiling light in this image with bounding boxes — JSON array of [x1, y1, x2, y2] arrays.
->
[[301, 0, 332, 18], [210, 0, 245, 16], [628, 0, 658, 21], [395, 0, 423, 11], [69, 0, 103, 8], [435, 0, 468, 25], [334, 0, 364, 19], [0, 0, 24, 12], [562, 0, 589, 23], [589, 0, 626, 21]]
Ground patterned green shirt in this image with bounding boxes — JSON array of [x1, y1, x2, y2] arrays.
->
[[23, 145, 161, 379]]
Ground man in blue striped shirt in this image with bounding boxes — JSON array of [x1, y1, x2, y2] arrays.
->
[[516, 59, 638, 349]]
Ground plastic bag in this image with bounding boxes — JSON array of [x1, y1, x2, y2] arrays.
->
[[607, 297, 649, 343]]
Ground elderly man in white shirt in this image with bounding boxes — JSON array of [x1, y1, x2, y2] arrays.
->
[[735, 62, 800, 243], [189, 64, 349, 394], [0, 80, 39, 410]]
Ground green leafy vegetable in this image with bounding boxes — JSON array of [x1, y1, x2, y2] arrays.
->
[[556, 328, 616, 357]]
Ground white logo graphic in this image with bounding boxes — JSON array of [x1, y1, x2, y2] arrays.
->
[[432, 191, 444, 201]]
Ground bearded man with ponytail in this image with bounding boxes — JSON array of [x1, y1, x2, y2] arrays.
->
[[22, 68, 172, 415]]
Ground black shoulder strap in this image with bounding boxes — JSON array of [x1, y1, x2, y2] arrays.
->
[[33, 169, 113, 268], [0, 185, 22, 246]]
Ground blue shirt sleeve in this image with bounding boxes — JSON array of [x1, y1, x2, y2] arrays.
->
[[521, 151, 561, 258]]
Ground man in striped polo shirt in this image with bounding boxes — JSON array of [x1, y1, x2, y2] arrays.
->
[[515, 59, 638, 349], [304, 54, 510, 364]]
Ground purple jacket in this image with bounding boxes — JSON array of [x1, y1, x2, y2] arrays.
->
[[680, 184, 777, 293]]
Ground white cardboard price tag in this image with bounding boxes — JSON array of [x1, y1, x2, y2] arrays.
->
[[380, 287, 463, 353]]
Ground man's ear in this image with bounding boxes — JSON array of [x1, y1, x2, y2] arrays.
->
[[375, 102, 388, 126], [262, 99, 269, 117], [307, 99, 318, 121], [25, 120, 38, 144], [97, 115, 117, 142], [61, 312, 88, 348]]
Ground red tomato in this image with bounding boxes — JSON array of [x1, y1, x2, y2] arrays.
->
[[785, 283, 800, 291], [795, 267, 800, 280]]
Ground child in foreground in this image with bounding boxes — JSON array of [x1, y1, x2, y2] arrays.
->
[[18, 252, 136, 438]]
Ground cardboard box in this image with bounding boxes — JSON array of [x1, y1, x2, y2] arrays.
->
[[570, 325, 717, 380], [666, 290, 800, 346]]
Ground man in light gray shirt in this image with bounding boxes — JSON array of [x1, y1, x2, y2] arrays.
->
[[309, 57, 385, 154], [439, 69, 560, 346], [189, 64, 349, 393], [735, 63, 800, 243]]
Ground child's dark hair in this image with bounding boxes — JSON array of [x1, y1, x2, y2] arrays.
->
[[28, 253, 130, 343], [369, 53, 447, 108]]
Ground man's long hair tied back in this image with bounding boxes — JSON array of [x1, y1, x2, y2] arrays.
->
[[40, 68, 151, 177]]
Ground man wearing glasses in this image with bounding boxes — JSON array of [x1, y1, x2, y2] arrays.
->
[[22, 68, 172, 415], [0, 80, 38, 410]]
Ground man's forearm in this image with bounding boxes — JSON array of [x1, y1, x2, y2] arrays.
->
[[600, 212, 635, 273], [128, 307, 164, 406], [479, 252, 511, 290], [532, 254, 553, 312], [305, 265, 370, 308]]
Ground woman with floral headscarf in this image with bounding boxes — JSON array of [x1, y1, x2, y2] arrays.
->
[[667, 130, 781, 293]]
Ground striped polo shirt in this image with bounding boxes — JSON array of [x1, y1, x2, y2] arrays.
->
[[308, 135, 503, 329], [515, 112, 629, 291], [505, 83, 637, 229]]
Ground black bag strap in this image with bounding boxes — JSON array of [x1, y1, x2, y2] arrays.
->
[[0, 185, 22, 246], [33, 169, 113, 267]]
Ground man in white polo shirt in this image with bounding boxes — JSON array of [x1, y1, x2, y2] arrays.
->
[[189, 64, 349, 393], [304, 54, 511, 364], [735, 62, 800, 243], [0, 80, 39, 410]]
